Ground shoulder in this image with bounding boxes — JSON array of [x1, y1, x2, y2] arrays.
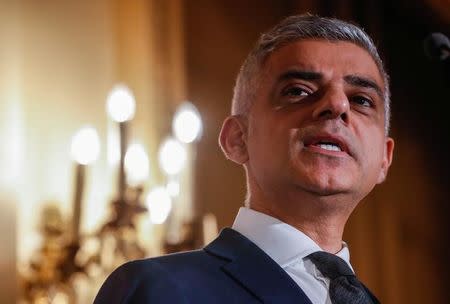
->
[[93, 249, 223, 304], [108, 249, 211, 278]]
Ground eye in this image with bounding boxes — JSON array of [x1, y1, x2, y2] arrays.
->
[[281, 86, 311, 103], [351, 95, 373, 108]]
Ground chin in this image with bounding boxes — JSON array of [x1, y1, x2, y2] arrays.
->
[[294, 173, 356, 197]]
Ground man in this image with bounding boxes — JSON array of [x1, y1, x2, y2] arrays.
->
[[94, 14, 394, 304]]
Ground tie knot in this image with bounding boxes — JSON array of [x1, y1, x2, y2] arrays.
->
[[307, 251, 354, 279]]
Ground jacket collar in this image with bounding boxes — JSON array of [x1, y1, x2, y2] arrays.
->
[[231, 207, 352, 269], [204, 228, 313, 304]]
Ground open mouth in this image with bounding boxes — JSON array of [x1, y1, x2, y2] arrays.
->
[[304, 135, 350, 155], [313, 142, 342, 152]]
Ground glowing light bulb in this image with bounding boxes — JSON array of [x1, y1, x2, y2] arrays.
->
[[124, 143, 150, 186], [146, 186, 172, 224], [166, 179, 180, 197], [172, 102, 203, 143], [158, 137, 187, 175], [106, 84, 136, 122], [70, 127, 100, 165]]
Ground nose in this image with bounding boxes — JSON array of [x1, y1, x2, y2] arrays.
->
[[312, 86, 350, 123]]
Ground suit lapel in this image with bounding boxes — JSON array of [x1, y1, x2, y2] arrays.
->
[[361, 283, 380, 304], [204, 228, 313, 304]]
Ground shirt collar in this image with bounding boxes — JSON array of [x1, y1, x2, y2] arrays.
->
[[232, 207, 352, 269]]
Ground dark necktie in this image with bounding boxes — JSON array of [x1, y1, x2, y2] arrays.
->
[[307, 251, 379, 304]]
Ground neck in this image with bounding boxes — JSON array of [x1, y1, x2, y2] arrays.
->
[[249, 197, 352, 253]]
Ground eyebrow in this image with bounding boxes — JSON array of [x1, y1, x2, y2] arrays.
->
[[278, 70, 323, 82], [344, 75, 384, 100]]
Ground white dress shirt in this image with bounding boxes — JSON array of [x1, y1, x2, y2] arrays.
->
[[232, 207, 354, 304]]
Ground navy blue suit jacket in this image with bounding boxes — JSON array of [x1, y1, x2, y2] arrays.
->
[[94, 228, 379, 303]]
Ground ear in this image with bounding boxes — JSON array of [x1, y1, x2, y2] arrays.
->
[[377, 137, 395, 184], [218, 115, 249, 165]]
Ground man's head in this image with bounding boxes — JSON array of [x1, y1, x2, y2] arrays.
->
[[232, 14, 391, 134], [219, 15, 394, 216]]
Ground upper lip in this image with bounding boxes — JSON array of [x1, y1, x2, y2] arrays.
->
[[303, 133, 352, 155]]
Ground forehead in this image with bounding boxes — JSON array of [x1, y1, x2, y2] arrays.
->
[[262, 39, 384, 87]]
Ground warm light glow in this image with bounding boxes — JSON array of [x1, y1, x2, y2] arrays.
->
[[52, 292, 69, 304], [106, 84, 136, 122], [166, 179, 180, 197], [158, 137, 187, 175], [70, 127, 100, 165], [1, 100, 24, 186], [125, 143, 150, 186], [172, 102, 203, 143], [202, 213, 219, 245], [146, 186, 172, 224], [107, 122, 120, 166]]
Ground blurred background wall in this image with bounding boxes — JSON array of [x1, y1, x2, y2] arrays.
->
[[1, 0, 449, 303]]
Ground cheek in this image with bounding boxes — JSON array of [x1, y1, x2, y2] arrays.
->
[[247, 123, 290, 170], [247, 124, 274, 162], [360, 132, 386, 177]]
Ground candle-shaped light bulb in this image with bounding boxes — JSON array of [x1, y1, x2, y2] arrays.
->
[[106, 84, 136, 122], [124, 143, 150, 186], [146, 186, 172, 224], [172, 102, 203, 143], [70, 127, 100, 165], [70, 126, 100, 242], [106, 84, 135, 200], [158, 137, 187, 176]]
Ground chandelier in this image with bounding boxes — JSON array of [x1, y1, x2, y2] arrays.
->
[[19, 84, 216, 304]]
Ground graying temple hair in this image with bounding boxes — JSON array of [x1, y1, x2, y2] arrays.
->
[[231, 14, 391, 134]]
